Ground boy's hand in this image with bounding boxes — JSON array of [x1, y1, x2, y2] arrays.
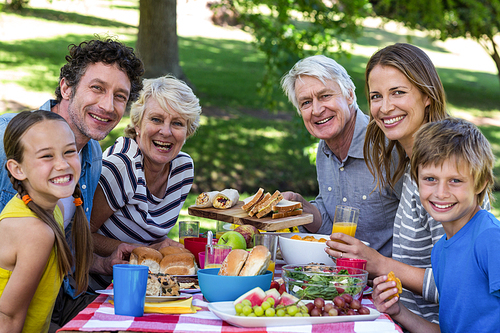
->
[[372, 275, 402, 316]]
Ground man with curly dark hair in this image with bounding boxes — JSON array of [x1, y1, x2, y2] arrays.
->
[[0, 37, 144, 331]]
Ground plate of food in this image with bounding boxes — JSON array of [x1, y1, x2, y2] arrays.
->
[[95, 289, 192, 302], [207, 302, 380, 328]]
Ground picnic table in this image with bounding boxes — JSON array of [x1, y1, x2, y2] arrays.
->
[[57, 264, 403, 333]]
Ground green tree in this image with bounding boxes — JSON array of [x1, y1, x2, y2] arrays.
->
[[216, 0, 371, 110], [372, 0, 500, 85]]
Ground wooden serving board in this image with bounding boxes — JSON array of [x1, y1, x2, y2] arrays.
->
[[187, 201, 313, 231]]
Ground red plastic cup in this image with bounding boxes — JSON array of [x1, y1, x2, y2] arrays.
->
[[183, 237, 217, 266], [336, 258, 367, 270]]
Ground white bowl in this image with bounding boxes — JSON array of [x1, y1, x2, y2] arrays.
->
[[278, 233, 334, 265]]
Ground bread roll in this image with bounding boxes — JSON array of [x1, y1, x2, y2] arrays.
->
[[218, 249, 249, 276], [129, 247, 163, 274], [159, 246, 191, 257], [239, 245, 271, 276], [160, 253, 196, 276]]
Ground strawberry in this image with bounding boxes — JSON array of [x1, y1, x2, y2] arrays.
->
[[270, 281, 280, 291], [279, 283, 286, 295]]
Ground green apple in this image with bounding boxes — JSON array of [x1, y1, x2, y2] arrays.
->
[[218, 231, 247, 250]]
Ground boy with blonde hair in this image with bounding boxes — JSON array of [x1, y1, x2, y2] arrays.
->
[[372, 118, 500, 333]]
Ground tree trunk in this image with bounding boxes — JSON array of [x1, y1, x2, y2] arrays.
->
[[137, 0, 189, 83]]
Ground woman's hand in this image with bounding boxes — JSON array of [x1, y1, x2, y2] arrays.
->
[[372, 275, 401, 316], [325, 233, 385, 277]]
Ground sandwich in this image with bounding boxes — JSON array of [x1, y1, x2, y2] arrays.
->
[[213, 188, 240, 209], [248, 192, 271, 217], [241, 188, 265, 212], [271, 199, 303, 219], [129, 247, 163, 274], [218, 246, 271, 276], [252, 190, 284, 218]]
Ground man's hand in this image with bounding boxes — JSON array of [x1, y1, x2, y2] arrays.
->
[[150, 238, 184, 250], [91, 243, 138, 276]]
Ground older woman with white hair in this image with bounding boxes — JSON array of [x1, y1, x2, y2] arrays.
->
[[89, 75, 201, 287]]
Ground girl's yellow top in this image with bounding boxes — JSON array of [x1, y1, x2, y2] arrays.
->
[[0, 196, 63, 333]]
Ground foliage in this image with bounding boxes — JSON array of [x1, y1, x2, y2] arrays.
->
[[216, 0, 371, 110], [372, 0, 500, 84], [3, 0, 30, 11]]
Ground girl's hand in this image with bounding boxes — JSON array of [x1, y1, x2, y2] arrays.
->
[[325, 234, 383, 277], [372, 275, 401, 316]]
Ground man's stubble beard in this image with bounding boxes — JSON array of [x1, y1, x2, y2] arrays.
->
[[66, 99, 110, 142]]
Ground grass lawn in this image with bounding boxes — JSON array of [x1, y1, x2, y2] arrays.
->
[[1, 0, 499, 231]]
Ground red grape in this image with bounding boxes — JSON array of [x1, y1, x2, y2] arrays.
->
[[358, 306, 371, 315], [305, 303, 315, 312], [310, 308, 321, 316], [350, 299, 361, 310], [314, 297, 325, 309], [324, 303, 334, 313], [328, 308, 339, 316], [342, 293, 353, 304], [333, 296, 345, 308], [346, 309, 356, 316]]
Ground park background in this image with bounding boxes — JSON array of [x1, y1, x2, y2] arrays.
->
[[1, 0, 499, 237]]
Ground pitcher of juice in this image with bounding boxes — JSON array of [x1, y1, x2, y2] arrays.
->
[[332, 205, 359, 243]]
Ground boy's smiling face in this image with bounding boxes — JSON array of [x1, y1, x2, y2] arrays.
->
[[418, 158, 482, 238]]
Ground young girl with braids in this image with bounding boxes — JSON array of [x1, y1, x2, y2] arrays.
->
[[0, 110, 92, 333]]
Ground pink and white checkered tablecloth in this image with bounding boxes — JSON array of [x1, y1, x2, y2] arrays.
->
[[57, 292, 403, 333]]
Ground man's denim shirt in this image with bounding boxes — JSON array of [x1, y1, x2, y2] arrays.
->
[[0, 100, 102, 297]]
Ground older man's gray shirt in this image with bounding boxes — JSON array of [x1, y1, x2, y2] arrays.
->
[[304, 109, 401, 257]]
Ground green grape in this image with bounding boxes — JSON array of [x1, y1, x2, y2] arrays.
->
[[300, 305, 309, 314], [254, 306, 264, 317], [242, 305, 252, 316], [302, 313, 310, 317], [241, 299, 252, 308], [261, 301, 271, 311], [266, 298, 275, 306], [276, 308, 286, 317], [276, 304, 284, 309], [294, 312, 303, 317], [247, 313, 257, 317], [287, 305, 298, 316], [265, 308, 276, 317], [234, 303, 243, 314]]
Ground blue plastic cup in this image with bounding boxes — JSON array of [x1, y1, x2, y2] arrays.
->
[[113, 264, 148, 316]]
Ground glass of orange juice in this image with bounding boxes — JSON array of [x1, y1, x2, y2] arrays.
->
[[253, 233, 278, 278], [216, 221, 234, 240], [178, 221, 199, 245], [332, 205, 359, 242]]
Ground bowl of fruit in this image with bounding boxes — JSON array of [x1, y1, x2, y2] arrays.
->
[[282, 264, 368, 301]]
